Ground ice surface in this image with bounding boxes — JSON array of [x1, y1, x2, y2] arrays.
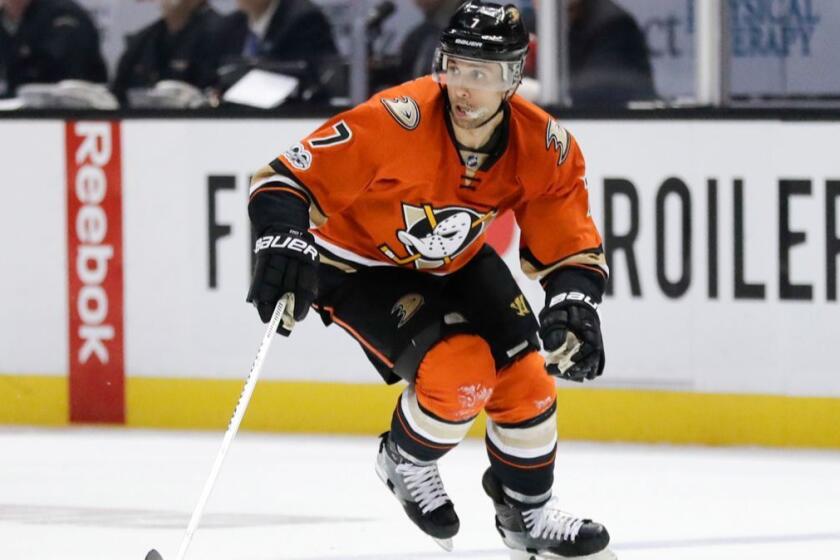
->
[[0, 428, 838, 560]]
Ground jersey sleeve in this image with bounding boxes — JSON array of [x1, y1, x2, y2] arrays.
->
[[514, 132, 608, 284], [250, 101, 387, 225]]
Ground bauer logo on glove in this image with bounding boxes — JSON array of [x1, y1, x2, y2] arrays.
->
[[548, 290, 599, 310], [247, 227, 319, 336], [254, 232, 318, 261], [539, 290, 605, 382]]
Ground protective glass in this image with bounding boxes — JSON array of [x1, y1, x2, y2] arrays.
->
[[432, 51, 523, 92]]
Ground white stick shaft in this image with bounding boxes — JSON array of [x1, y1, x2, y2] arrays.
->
[[175, 297, 287, 560]]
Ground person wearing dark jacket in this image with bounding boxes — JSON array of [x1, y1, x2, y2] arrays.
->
[[0, 0, 107, 97], [212, 0, 337, 99], [112, 0, 221, 105], [530, 0, 657, 108], [567, 0, 657, 106], [398, 0, 462, 83]]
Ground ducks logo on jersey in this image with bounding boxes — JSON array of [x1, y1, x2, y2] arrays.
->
[[391, 293, 424, 328], [381, 96, 421, 130], [546, 119, 570, 166], [379, 203, 496, 270]]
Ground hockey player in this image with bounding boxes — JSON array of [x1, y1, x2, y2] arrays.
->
[[246, 2, 613, 558]]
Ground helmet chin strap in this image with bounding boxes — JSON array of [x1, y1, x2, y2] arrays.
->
[[472, 101, 504, 128], [438, 82, 521, 128], [444, 84, 519, 130], [465, 85, 519, 128]]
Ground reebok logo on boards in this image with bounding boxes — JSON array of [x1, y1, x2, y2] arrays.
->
[[72, 124, 116, 365], [66, 121, 125, 423]]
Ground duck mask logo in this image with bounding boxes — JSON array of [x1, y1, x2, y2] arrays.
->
[[379, 203, 496, 270]]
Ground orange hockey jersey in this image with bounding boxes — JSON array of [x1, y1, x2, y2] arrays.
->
[[250, 76, 607, 281]]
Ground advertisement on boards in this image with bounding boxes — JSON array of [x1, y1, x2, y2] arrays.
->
[[65, 121, 125, 423], [1, 118, 838, 402]]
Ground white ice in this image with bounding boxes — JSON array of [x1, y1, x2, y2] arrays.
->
[[0, 428, 838, 560]]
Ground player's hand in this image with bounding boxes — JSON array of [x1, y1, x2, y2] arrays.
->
[[246, 227, 318, 336], [538, 292, 604, 382]]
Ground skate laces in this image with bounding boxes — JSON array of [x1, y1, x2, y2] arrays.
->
[[523, 497, 585, 543], [395, 461, 450, 514]]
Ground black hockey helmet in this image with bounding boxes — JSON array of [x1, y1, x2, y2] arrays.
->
[[440, 1, 529, 62], [433, 1, 529, 93]]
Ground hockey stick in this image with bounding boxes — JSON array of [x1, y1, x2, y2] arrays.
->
[[146, 296, 289, 560]]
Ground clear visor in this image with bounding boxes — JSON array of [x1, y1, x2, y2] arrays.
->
[[432, 51, 522, 92]]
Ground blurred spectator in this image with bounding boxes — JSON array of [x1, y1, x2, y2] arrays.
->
[[399, 0, 461, 82], [212, 0, 337, 99], [0, 0, 107, 98], [531, 0, 657, 107], [112, 0, 221, 105]]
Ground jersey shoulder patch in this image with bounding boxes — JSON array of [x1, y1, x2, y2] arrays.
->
[[545, 118, 571, 166], [381, 96, 421, 131]]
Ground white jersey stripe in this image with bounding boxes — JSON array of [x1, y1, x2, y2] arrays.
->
[[399, 386, 472, 445], [249, 174, 307, 197], [313, 233, 392, 268], [314, 233, 456, 276], [486, 415, 558, 459]]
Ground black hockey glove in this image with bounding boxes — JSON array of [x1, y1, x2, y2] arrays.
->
[[246, 227, 318, 336], [539, 270, 605, 382]]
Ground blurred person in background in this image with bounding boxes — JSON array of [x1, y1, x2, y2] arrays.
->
[[398, 0, 462, 83], [530, 0, 657, 107], [112, 0, 222, 105], [212, 0, 337, 100], [0, 0, 107, 98]]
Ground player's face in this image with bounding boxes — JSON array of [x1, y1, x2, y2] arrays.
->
[[445, 59, 506, 129], [414, 0, 446, 15], [236, 0, 272, 15], [158, 0, 181, 14], [2, 0, 31, 19]]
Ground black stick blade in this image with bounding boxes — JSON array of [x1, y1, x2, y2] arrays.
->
[[145, 549, 163, 560]]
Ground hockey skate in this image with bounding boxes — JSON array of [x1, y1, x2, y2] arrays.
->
[[375, 432, 459, 551], [482, 469, 616, 560]]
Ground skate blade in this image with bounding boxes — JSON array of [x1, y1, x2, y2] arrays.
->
[[433, 537, 454, 552], [374, 460, 387, 485], [377, 462, 454, 553], [509, 547, 617, 560]]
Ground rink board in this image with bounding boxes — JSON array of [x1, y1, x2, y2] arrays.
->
[[2, 374, 840, 448], [1, 117, 839, 447]]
